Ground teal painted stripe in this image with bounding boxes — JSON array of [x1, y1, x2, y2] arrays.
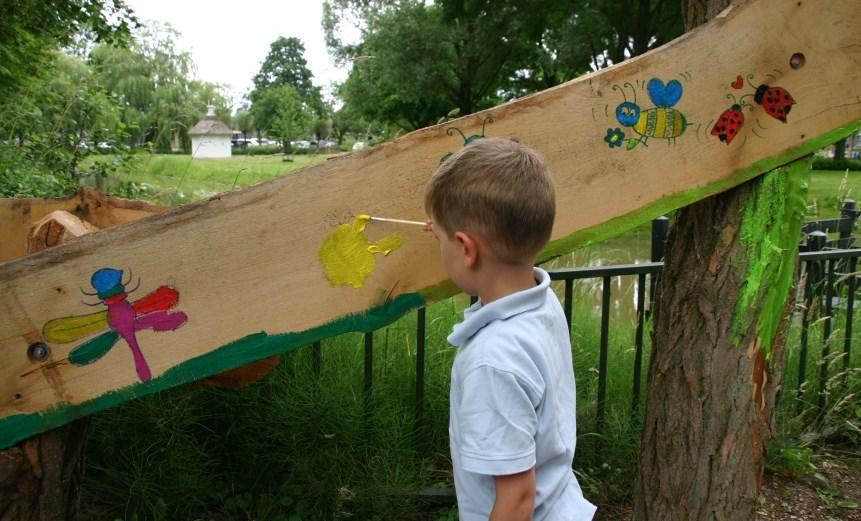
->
[[0, 292, 426, 450]]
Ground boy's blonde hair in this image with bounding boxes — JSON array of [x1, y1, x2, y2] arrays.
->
[[424, 137, 555, 265]]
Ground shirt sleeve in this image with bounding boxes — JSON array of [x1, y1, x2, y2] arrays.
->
[[455, 364, 539, 476]]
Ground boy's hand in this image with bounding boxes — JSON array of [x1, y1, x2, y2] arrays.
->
[[490, 467, 536, 521]]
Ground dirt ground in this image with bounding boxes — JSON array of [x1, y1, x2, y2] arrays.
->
[[594, 455, 861, 520], [757, 455, 861, 521]]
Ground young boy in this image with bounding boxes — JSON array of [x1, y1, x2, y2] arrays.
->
[[425, 138, 596, 520]]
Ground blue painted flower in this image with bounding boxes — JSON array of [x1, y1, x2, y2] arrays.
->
[[604, 127, 625, 148]]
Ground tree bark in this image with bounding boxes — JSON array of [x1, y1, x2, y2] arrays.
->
[[0, 419, 89, 521], [632, 171, 802, 519], [632, 1, 805, 519]]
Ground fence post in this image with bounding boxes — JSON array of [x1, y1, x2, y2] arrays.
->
[[844, 257, 857, 375], [649, 216, 668, 319], [841, 199, 857, 220], [415, 307, 426, 451], [312, 341, 322, 378], [839, 199, 857, 247], [651, 216, 669, 262], [798, 231, 826, 409], [364, 332, 374, 425], [597, 277, 611, 439], [819, 258, 836, 411]]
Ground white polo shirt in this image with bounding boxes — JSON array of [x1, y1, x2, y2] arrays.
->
[[448, 268, 596, 520]]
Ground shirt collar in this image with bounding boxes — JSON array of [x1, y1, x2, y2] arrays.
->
[[447, 267, 550, 347]]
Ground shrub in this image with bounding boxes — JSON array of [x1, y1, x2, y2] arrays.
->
[[231, 145, 342, 156], [812, 158, 861, 171], [231, 145, 283, 156]]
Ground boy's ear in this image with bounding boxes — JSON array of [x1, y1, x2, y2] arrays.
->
[[454, 231, 479, 268]]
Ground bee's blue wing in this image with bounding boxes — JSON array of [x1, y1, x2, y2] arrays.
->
[[647, 79, 683, 107]]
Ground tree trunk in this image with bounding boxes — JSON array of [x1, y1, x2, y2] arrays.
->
[[633, 165, 807, 519], [0, 418, 89, 521], [633, 2, 808, 519]]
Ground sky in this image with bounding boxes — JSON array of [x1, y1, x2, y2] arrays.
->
[[124, 0, 355, 107]]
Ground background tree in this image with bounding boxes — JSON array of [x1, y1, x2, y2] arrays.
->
[[325, 0, 551, 129], [331, 105, 367, 144], [590, 0, 684, 66], [312, 116, 333, 142], [0, 0, 137, 97], [251, 85, 311, 153], [0, 51, 127, 198], [252, 36, 324, 117], [90, 23, 231, 152], [330, 3, 454, 130], [234, 109, 256, 142], [324, 0, 683, 131], [633, 1, 802, 518]]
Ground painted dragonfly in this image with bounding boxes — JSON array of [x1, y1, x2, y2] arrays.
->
[[42, 268, 188, 382]]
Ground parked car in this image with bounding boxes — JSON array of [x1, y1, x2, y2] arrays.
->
[[316, 140, 339, 150], [352, 142, 366, 151]]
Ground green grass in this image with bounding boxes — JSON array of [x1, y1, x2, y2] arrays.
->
[[85, 152, 336, 206], [807, 170, 861, 219]]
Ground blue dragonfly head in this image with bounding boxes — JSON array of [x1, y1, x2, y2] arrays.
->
[[91, 268, 124, 298], [615, 102, 641, 127]]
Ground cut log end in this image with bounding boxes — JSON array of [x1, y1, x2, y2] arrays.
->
[[27, 211, 99, 254]]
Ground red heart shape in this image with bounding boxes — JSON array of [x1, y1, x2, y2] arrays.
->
[[731, 75, 744, 89]]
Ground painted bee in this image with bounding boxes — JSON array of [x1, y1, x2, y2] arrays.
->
[[615, 79, 688, 149]]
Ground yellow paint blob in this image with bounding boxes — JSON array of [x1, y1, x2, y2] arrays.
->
[[318, 216, 405, 288]]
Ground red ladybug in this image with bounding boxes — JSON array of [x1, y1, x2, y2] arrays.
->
[[754, 84, 795, 123], [711, 104, 745, 144]]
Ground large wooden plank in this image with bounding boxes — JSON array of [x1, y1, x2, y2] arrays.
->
[[1, 0, 861, 448]]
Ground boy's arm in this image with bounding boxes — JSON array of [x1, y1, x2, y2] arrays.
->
[[490, 467, 536, 521]]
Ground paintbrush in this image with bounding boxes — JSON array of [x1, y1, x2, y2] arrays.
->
[[359, 214, 430, 227]]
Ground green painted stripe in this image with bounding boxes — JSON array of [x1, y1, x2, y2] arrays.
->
[[0, 292, 425, 450]]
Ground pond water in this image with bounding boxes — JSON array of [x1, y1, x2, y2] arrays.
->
[[542, 223, 656, 322]]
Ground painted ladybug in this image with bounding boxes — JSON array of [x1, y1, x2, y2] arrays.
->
[[754, 84, 795, 123], [711, 104, 745, 144]]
